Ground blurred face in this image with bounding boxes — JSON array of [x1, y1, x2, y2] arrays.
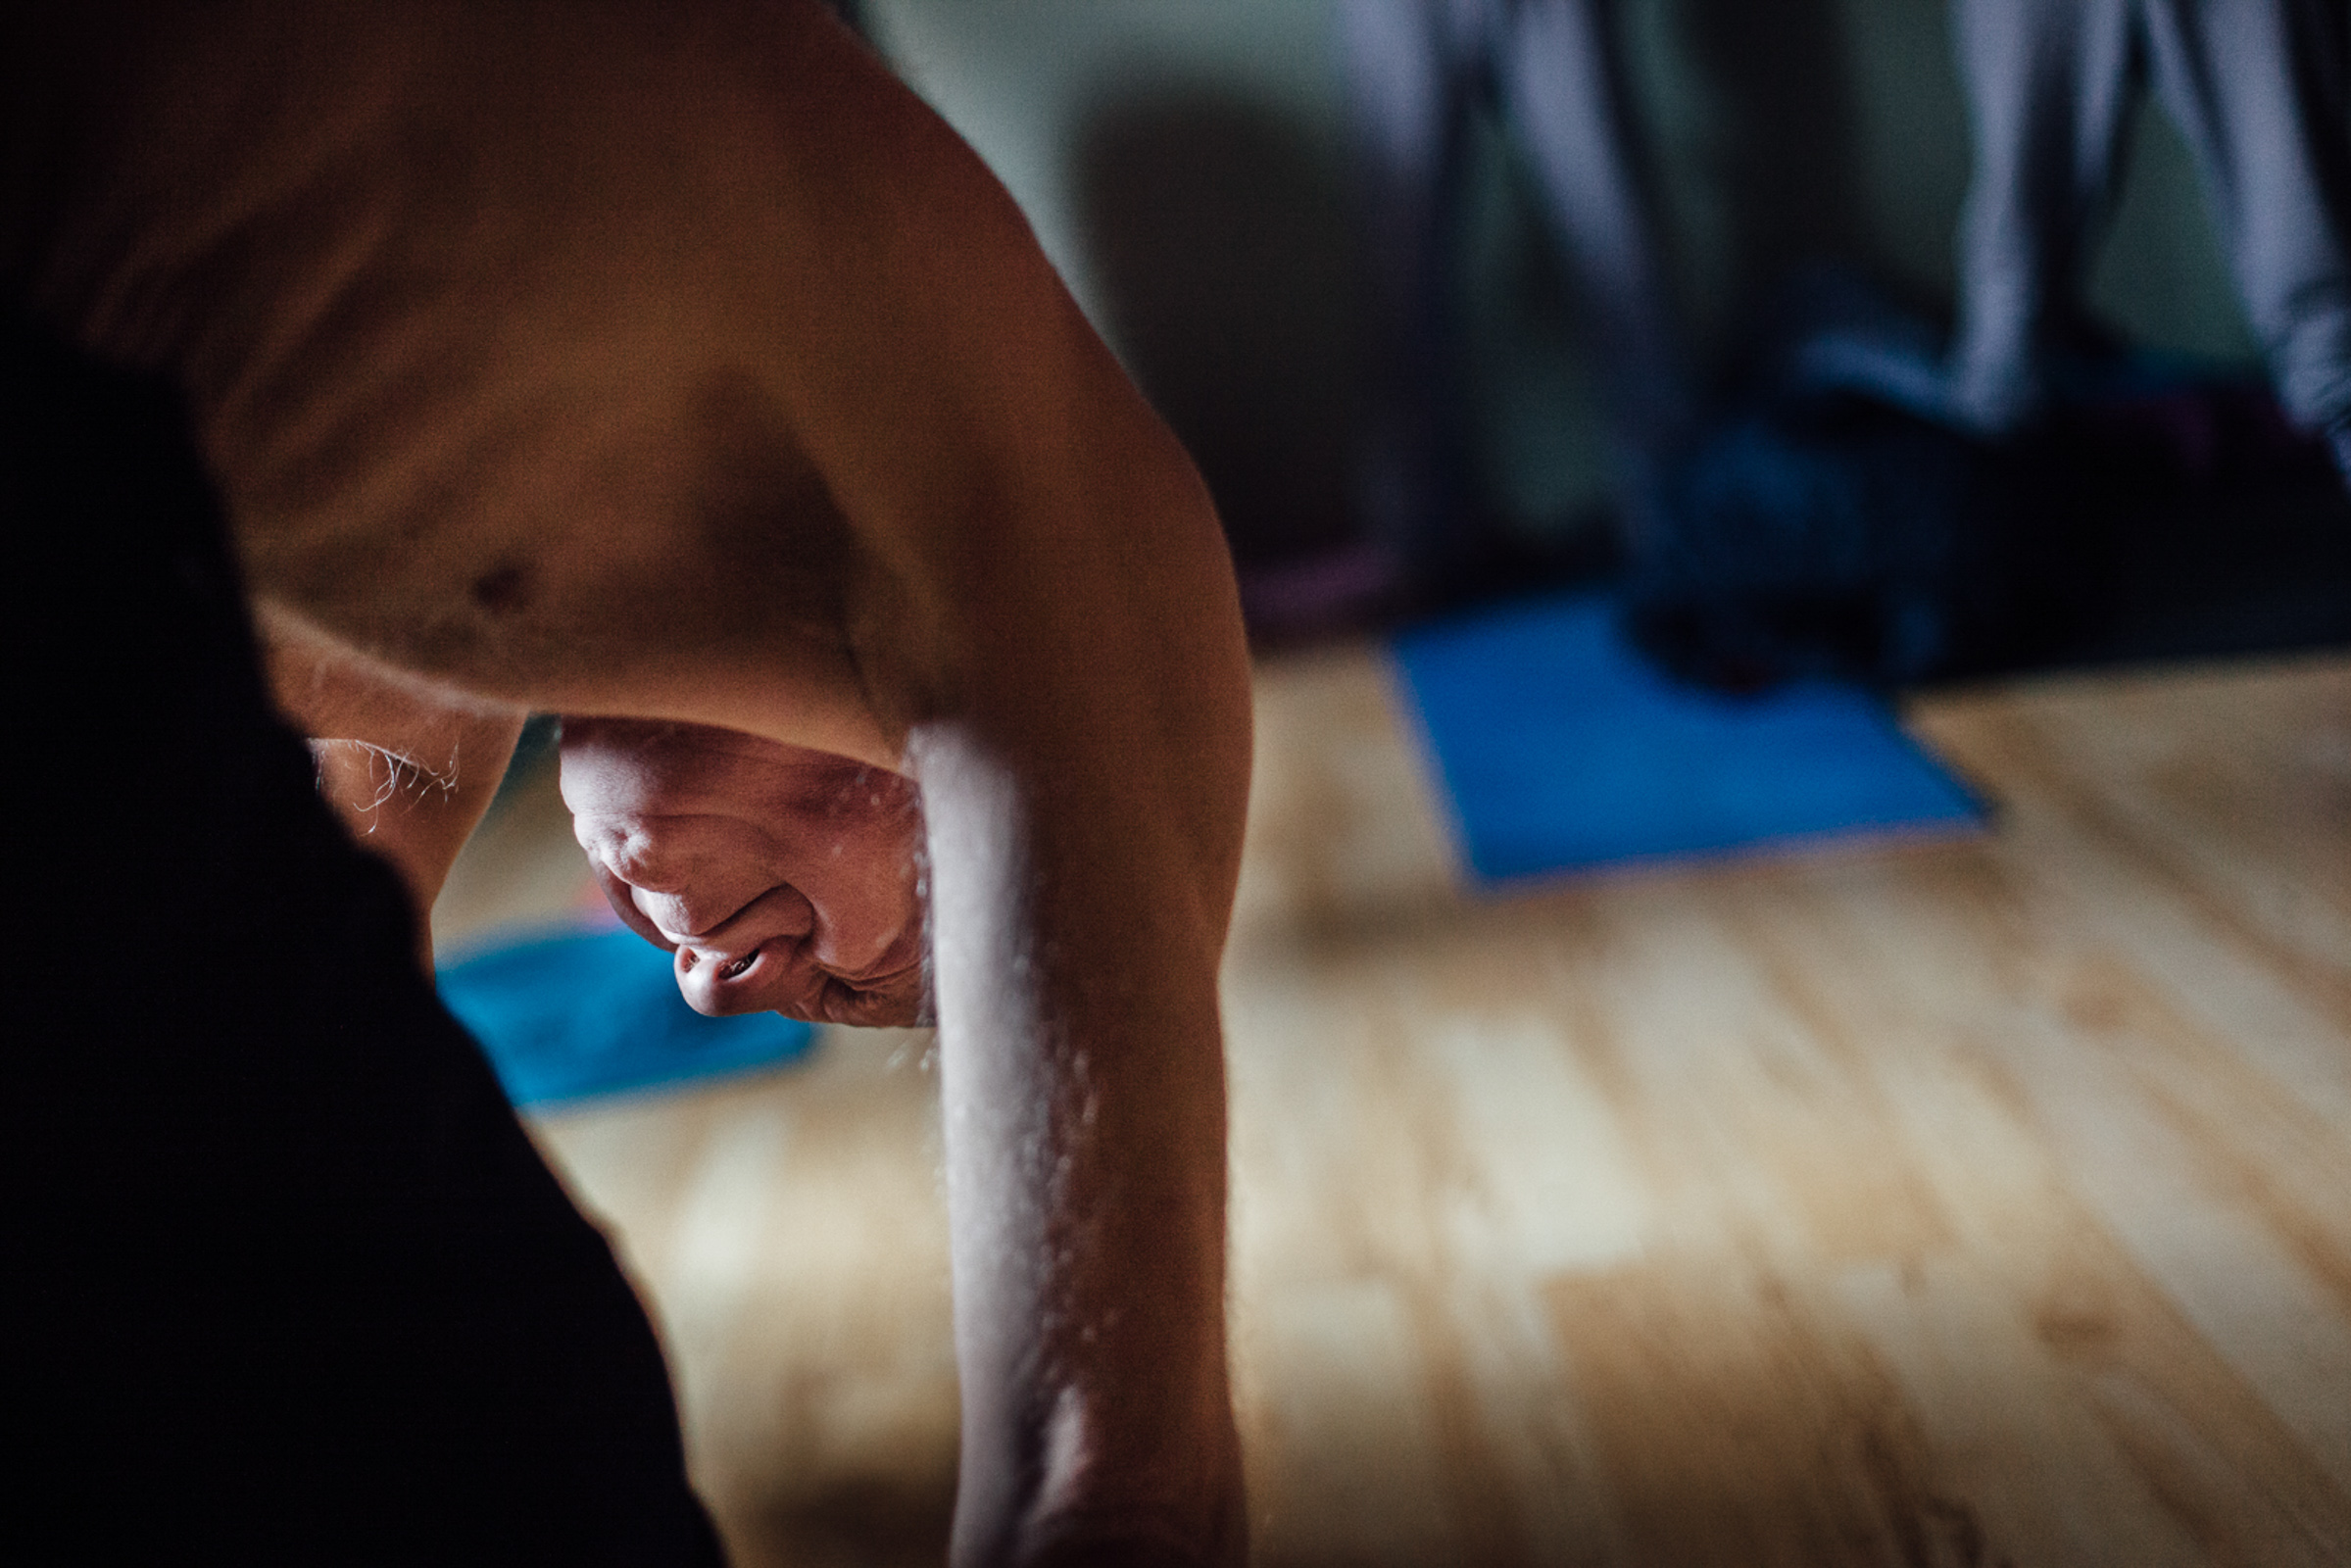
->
[[559, 718, 928, 1026]]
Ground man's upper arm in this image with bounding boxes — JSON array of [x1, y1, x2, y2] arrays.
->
[[734, 6, 1254, 921]]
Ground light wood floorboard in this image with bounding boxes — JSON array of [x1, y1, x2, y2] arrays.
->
[[434, 649, 2351, 1567]]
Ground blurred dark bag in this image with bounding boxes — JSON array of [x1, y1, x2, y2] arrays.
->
[[1622, 395, 2043, 692]]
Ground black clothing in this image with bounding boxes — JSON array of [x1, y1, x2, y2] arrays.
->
[[3, 318, 727, 1565]]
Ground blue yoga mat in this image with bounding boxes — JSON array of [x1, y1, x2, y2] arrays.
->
[[438, 925, 816, 1108], [1392, 592, 1984, 885]]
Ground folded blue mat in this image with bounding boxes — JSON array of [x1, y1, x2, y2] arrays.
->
[[1392, 592, 1984, 885], [438, 925, 816, 1108]]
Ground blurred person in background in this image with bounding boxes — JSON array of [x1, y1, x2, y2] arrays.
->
[[1333, 0, 1692, 619], [1812, 0, 2351, 488], [1621, 0, 2350, 695]]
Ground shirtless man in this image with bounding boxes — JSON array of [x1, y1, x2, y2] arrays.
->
[[5, 3, 1249, 1563]]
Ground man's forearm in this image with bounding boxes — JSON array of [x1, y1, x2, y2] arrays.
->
[[894, 364, 1254, 1567], [917, 722, 1246, 1568]]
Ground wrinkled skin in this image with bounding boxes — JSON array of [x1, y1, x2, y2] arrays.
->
[[559, 718, 930, 1027]]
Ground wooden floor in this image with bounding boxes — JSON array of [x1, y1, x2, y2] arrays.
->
[[434, 648, 2351, 1568]]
